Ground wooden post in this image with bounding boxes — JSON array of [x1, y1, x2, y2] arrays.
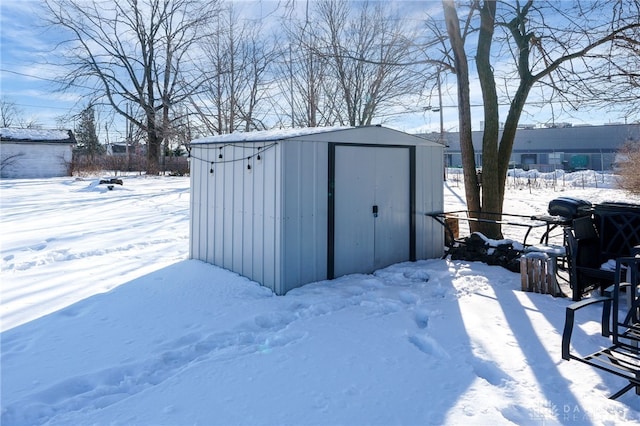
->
[[444, 215, 459, 247]]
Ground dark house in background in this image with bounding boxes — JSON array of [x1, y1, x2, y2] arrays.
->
[[106, 142, 146, 157]]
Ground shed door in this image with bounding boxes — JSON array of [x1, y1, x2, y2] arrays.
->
[[332, 145, 412, 277]]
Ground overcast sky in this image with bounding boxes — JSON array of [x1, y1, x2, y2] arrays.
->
[[0, 0, 635, 139]]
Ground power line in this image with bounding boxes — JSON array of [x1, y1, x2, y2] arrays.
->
[[0, 68, 96, 90]]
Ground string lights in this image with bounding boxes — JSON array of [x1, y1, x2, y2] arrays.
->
[[186, 142, 277, 176]]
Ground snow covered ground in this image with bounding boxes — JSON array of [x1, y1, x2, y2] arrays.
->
[[2, 170, 640, 425]]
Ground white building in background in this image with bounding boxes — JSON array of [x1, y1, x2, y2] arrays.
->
[[189, 125, 444, 295], [0, 128, 76, 179]]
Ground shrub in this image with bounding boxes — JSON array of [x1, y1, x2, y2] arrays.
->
[[71, 152, 189, 176], [616, 141, 640, 195]]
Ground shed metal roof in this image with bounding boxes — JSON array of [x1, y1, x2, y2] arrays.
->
[[191, 125, 442, 147], [191, 126, 351, 144]]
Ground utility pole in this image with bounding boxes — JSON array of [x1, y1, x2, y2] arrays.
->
[[435, 69, 445, 180]]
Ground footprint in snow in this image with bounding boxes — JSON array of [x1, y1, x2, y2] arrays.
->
[[403, 270, 430, 282], [414, 308, 429, 329], [1, 311, 308, 426], [57, 306, 84, 318], [408, 333, 450, 359], [468, 357, 513, 387], [29, 242, 48, 251], [253, 311, 297, 330], [399, 290, 418, 305]]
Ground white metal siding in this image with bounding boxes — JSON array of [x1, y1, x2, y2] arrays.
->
[[281, 141, 329, 294], [188, 147, 204, 261], [189, 143, 283, 293], [415, 145, 445, 259]]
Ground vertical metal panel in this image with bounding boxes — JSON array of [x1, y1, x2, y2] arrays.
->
[[212, 148, 225, 265], [260, 141, 280, 292], [200, 141, 311, 294], [371, 147, 411, 269], [193, 142, 282, 294], [218, 143, 279, 290], [271, 143, 282, 293], [333, 146, 376, 276], [231, 150, 244, 271], [344, 148, 373, 269], [281, 141, 329, 294], [251, 146, 266, 286], [198, 146, 207, 261], [241, 142, 281, 292], [188, 151, 198, 260], [242, 146, 253, 278], [202, 146, 213, 263], [204, 147, 215, 264], [227, 149, 238, 270], [415, 145, 444, 259], [189, 145, 212, 262], [310, 143, 329, 283], [281, 143, 303, 292]]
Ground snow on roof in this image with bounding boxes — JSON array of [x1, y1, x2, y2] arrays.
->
[[0, 128, 73, 142], [191, 126, 353, 144]]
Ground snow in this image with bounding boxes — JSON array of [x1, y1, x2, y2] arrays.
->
[[191, 126, 352, 144], [2, 170, 640, 425], [0, 128, 72, 142]]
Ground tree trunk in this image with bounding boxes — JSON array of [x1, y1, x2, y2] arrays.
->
[[442, 0, 481, 230], [475, 0, 501, 237], [146, 110, 160, 174]]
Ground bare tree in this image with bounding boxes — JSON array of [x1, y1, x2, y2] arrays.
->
[[440, 0, 640, 237], [190, 4, 278, 135], [319, 0, 421, 126], [0, 98, 22, 127], [279, 0, 423, 127], [0, 97, 42, 129], [275, 0, 331, 127], [43, 0, 219, 173]]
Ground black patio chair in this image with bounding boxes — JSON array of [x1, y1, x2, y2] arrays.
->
[[565, 215, 615, 301], [562, 256, 640, 399]]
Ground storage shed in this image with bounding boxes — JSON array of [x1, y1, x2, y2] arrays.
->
[[189, 126, 444, 295], [1, 128, 76, 178]]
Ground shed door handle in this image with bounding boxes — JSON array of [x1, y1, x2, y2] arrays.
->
[[372, 205, 378, 217]]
